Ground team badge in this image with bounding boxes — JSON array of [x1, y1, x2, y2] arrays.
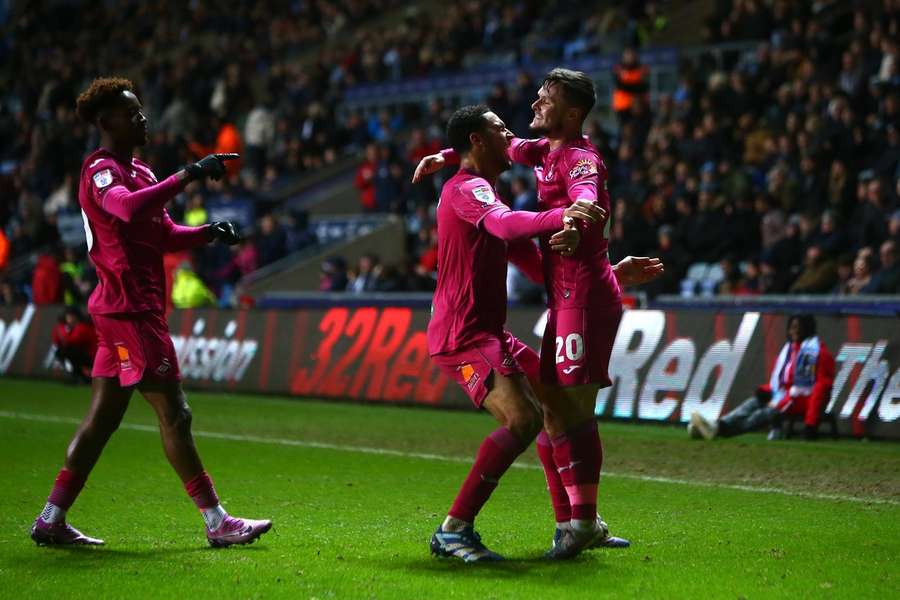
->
[[93, 169, 113, 189], [568, 159, 598, 179], [471, 185, 496, 205]]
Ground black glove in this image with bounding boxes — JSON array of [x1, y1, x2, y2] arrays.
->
[[208, 221, 241, 245], [184, 153, 239, 181]]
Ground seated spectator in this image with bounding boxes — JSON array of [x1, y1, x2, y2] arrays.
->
[[689, 314, 835, 441], [171, 262, 217, 308], [319, 256, 348, 291], [348, 253, 379, 293], [831, 253, 856, 295], [845, 250, 877, 294], [51, 306, 97, 383], [862, 239, 900, 293], [789, 244, 838, 294], [256, 214, 287, 266]]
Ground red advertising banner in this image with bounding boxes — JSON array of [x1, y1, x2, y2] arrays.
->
[[1, 305, 898, 439]]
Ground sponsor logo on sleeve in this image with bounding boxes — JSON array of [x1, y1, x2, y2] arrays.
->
[[92, 169, 114, 189], [568, 159, 598, 179], [471, 184, 496, 205]]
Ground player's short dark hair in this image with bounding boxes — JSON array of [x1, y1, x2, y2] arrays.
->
[[446, 104, 491, 154], [76, 77, 135, 123], [542, 68, 596, 115]]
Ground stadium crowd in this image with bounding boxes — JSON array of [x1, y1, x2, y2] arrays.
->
[[345, 0, 900, 298], [2, 0, 899, 305]]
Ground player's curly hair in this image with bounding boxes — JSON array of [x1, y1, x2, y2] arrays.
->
[[75, 77, 134, 123]]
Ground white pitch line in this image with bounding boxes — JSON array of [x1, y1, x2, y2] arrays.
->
[[1, 410, 897, 507]]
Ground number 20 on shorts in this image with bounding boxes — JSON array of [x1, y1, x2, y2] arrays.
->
[[555, 333, 584, 364]]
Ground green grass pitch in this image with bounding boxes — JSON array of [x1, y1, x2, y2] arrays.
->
[[0, 379, 897, 599]]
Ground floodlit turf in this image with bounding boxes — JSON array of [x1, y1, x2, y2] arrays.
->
[[0, 379, 898, 599]]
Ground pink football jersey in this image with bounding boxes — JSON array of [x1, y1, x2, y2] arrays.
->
[[78, 148, 199, 315]]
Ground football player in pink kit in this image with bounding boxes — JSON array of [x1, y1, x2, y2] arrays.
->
[[427, 105, 607, 562], [30, 77, 272, 548], [416, 69, 663, 558]]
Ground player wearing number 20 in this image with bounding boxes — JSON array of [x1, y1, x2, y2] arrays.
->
[[418, 69, 665, 558]]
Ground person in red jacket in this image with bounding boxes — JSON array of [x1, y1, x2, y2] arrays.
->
[[354, 143, 378, 211], [690, 314, 836, 441], [52, 307, 98, 383], [32, 251, 62, 304]]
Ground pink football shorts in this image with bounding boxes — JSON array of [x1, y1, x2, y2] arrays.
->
[[431, 330, 539, 407], [540, 305, 622, 388], [92, 311, 180, 387]]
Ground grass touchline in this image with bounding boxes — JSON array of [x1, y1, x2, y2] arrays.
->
[[2, 409, 895, 507]]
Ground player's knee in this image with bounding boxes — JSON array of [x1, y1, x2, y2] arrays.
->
[[505, 406, 542, 441], [163, 400, 193, 435]]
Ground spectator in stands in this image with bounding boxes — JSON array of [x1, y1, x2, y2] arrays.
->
[[850, 176, 889, 250], [845, 248, 877, 295], [348, 253, 379, 294], [0, 228, 9, 272], [690, 314, 835, 442], [644, 224, 687, 297], [320, 256, 348, 292], [354, 144, 378, 212], [256, 214, 287, 267], [51, 306, 97, 384], [789, 244, 838, 294], [172, 262, 217, 308], [510, 176, 537, 211], [31, 250, 61, 305], [831, 253, 856, 295], [612, 47, 649, 126], [863, 240, 900, 293], [183, 194, 208, 228]]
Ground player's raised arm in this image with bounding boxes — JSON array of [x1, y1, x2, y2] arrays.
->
[[96, 153, 238, 222]]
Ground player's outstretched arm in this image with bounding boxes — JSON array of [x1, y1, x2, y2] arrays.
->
[[99, 154, 239, 223], [161, 211, 241, 252], [481, 200, 604, 242], [612, 256, 665, 287]]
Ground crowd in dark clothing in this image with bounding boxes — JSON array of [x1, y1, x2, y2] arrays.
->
[[612, 0, 900, 296], [3, 0, 899, 302], [1, 0, 663, 304]]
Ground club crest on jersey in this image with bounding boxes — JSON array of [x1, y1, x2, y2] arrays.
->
[[471, 185, 496, 205], [569, 159, 598, 179], [93, 169, 113, 189]]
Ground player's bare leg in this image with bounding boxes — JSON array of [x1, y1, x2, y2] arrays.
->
[[431, 372, 542, 562], [139, 379, 272, 547], [31, 378, 133, 545], [540, 384, 629, 558]]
